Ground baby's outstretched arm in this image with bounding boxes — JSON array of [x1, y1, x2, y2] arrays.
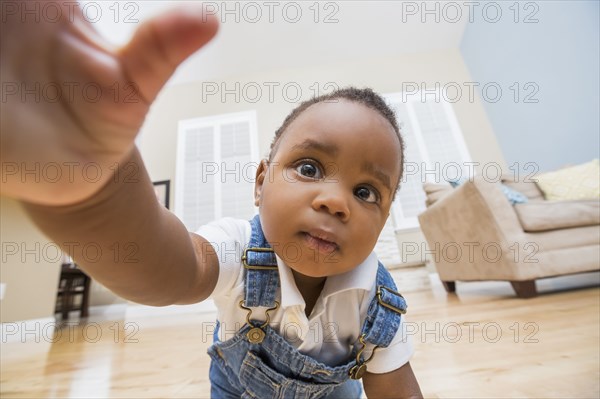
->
[[1, 2, 220, 305]]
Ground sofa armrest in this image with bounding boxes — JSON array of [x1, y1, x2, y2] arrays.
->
[[418, 176, 527, 281]]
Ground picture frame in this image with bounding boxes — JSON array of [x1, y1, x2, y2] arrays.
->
[[153, 180, 170, 210]]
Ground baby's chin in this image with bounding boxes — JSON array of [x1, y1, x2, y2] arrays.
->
[[286, 262, 355, 279]]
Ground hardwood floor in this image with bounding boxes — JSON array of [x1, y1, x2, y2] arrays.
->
[[1, 271, 599, 398]]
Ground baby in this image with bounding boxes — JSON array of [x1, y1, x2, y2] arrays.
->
[[199, 88, 421, 398], [2, 3, 422, 398]]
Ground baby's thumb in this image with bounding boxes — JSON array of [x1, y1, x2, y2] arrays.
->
[[118, 5, 219, 103]]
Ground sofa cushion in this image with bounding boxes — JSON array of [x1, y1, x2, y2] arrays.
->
[[535, 159, 600, 201], [514, 200, 600, 232], [524, 224, 600, 253]]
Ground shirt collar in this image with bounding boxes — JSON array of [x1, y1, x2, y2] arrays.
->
[[276, 252, 378, 309]]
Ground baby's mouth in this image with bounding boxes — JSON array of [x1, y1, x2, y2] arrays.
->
[[302, 232, 339, 254]]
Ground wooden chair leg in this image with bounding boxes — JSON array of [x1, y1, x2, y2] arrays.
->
[[441, 281, 456, 293], [62, 278, 73, 320], [510, 280, 537, 298], [81, 276, 91, 318]]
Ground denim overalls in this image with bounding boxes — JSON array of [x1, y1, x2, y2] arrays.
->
[[208, 215, 408, 399]]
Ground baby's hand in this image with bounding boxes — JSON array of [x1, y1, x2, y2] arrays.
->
[[1, 2, 218, 205]]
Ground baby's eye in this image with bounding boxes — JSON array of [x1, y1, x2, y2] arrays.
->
[[295, 162, 322, 179], [354, 186, 379, 203]]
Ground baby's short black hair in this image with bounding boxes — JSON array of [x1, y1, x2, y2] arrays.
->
[[269, 87, 405, 194]]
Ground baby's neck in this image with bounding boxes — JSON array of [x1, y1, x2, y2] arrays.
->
[[291, 270, 326, 318]]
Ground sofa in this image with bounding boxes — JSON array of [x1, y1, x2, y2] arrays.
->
[[417, 175, 600, 298]]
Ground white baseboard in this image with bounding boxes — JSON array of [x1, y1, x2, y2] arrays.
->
[[88, 303, 128, 318], [85, 300, 217, 322], [125, 299, 217, 320]]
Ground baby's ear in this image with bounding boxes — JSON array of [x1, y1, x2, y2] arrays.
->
[[254, 159, 268, 206]]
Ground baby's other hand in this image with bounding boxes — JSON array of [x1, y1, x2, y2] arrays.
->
[[1, 2, 218, 205]]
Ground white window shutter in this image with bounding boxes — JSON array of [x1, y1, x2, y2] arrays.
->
[[176, 126, 215, 232], [385, 92, 471, 230], [393, 102, 428, 224], [412, 101, 466, 171], [176, 112, 258, 232], [219, 121, 256, 221]]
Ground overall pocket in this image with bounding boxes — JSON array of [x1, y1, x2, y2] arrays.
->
[[239, 351, 339, 399]]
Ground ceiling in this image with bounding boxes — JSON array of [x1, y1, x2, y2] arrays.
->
[[86, 1, 468, 86]]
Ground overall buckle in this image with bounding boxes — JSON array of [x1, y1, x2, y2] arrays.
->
[[377, 285, 407, 314], [349, 334, 379, 380], [242, 247, 277, 270], [238, 300, 280, 344]]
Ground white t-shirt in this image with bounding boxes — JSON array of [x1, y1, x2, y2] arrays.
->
[[196, 217, 414, 374]]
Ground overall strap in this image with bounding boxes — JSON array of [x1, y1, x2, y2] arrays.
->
[[243, 215, 280, 308], [349, 262, 407, 379], [360, 262, 407, 347]]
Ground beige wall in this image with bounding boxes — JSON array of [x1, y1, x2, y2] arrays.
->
[[0, 198, 61, 322], [0, 196, 129, 319], [1, 49, 506, 313], [140, 49, 505, 184]]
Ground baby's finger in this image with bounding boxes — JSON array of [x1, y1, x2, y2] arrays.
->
[[118, 5, 219, 104]]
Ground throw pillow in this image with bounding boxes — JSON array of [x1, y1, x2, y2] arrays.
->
[[499, 184, 529, 205], [447, 177, 528, 205], [535, 159, 600, 201]]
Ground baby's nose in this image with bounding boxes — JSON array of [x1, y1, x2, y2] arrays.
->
[[312, 188, 350, 221]]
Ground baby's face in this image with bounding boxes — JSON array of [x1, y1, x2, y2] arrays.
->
[[254, 100, 402, 277]]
